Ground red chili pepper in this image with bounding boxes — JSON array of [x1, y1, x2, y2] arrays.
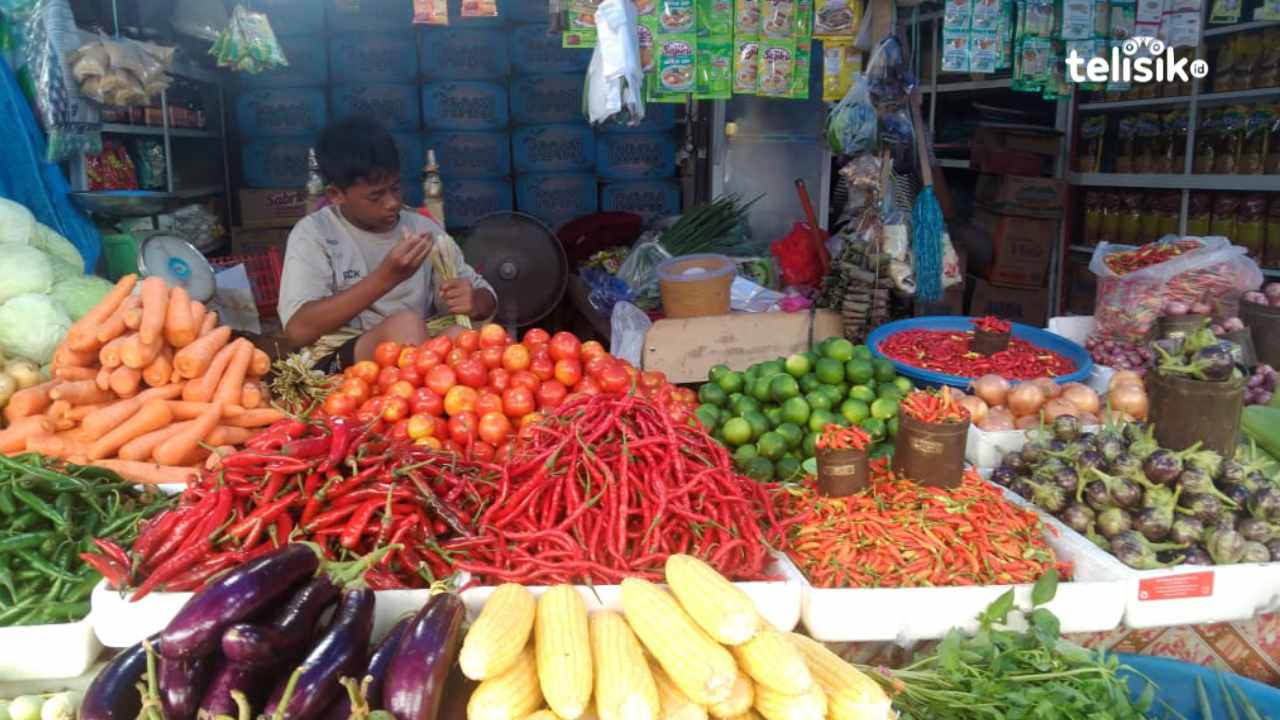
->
[[80, 553, 129, 588], [281, 436, 330, 460], [340, 499, 382, 549], [879, 328, 1075, 380]]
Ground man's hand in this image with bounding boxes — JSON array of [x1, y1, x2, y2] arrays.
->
[[376, 230, 433, 285], [439, 278, 476, 317]]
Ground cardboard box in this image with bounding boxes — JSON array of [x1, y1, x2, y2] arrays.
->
[[972, 124, 1062, 160], [969, 276, 1048, 327], [231, 226, 290, 255], [969, 208, 1056, 289], [239, 188, 308, 228], [975, 175, 1066, 218], [1064, 257, 1097, 315], [914, 284, 966, 316]]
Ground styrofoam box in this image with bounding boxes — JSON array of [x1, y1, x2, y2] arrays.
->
[[966, 424, 1102, 469], [1046, 315, 1113, 393], [329, 33, 419, 85], [515, 173, 597, 231], [419, 28, 510, 80], [235, 88, 327, 138], [595, 103, 678, 134], [459, 555, 803, 631], [241, 138, 313, 189], [239, 34, 327, 88], [512, 125, 596, 173], [426, 131, 511, 178], [509, 24, 592, 75], [393, 132, 426, 181], [596, 133, 677, 179], [443, 178, 515, 229], [331, 84, 421, 132], [256, 0, 325, 32], [509, 73, 584, 126], [504, 0, 551, 23], [422, 81, 509, 131], [0, 618, 101, 681], [326, 0, 414, 30], [600, 180, 682, 222]]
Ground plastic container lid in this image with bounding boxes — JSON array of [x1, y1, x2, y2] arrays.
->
[[656, 253, 735, 283], [137, 232, 217, 303]]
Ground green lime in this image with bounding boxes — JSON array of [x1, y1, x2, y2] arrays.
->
[[877, 385, 902, 402], [860, 417, 887, 443], [757, 431, 788, 461], [744, 366, 759, 384], [769, 374, 801, 403], [743, 411, 770, 440], [759, 360, 785, 378], [718, 371, 745, 395], [870, 443, 893, 460], [887, 416, 900, 438], [823, 338, 855, 362], [808, 408, 837, 434], [751, 377, 774, 403], [872, 358, 897, 383], [826, 384, 849, 403], [784, 353, 812, 378], [870, 396, 899, 420], [733, 444, 758, 466], [780, 396, 811, 426], [730, 395, 760, 417], [803, 432, 818, 457], [845, 359, 874, 385], [805, 391, 833, 413], [698, 383, 727, 406], [839, 398, 870, 425], [798, 373, 822, 395], [744, 457, 775, 482], [776, 422, 804, 450], [708, 364, 731, 383], [815, 358, 845, 385], [848, 385, 876, 403], [894, 376, 914, 394], [722, 418, 752, 447], [765, 407, 784, 428], [776, 456, 802, 482], [695, 405, 721, 430], [852, 344, 873, 361]]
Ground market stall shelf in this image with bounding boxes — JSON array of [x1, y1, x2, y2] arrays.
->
[[0, 618, 101, 682]]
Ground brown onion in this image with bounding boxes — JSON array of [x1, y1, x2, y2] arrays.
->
[[978, 412, 1016, 431], [1043, 398, 1078, 420], [1031, 377, 1061, 398], [1078, 411, 1100, 426], [1109, 369, 1144, 392], [1014, 414, 1041, 429], [1108, 384, 1149, 421], [1006, 382, 1046, 417], [1061, 384, 1101, 415], [971, 374, 1010, 408], [958, 395, 989, 425]]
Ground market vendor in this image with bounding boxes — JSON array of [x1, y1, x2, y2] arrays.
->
[[278, 116, 498, 372]]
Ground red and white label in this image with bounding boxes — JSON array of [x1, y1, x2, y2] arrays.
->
[[1138, 571, 1215, 601]]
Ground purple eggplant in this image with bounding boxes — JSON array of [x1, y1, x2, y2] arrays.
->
[[198, 658, 272, 718], [323, 616, 414, 720], [383, 593, 466, 720], [222, 575, 340, 666], [222, 623, 288, 667], [264, 588, 375, 720], [160, 544, 320, 660], [80, 636, 157, 720], [158, 653, 212, 720]]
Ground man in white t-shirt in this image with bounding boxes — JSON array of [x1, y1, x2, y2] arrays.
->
[[277, 117, 498, 372]]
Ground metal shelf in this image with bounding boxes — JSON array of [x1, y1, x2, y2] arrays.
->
[[1204, 20, 1280, 36], [102, 123, 220, 139], [1067, 172, 1280, 191], [1069, 245, 1095, 254], [937, 158, 972, 169], [921, 78, 1013, 94], [172, 185, 224, 199], [1079, 87, 1280, 111], [1266, 267, 1280, 277]]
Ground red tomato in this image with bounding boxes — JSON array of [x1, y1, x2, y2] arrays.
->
[[510, 370, 540, 393], [549, 332, 581, 362], [350, 361, 380, 386], [411, 387, 444, 417], [376, 366, 400, 392], [502, 387, 535, 418], [487, 368, 511, 393], [414, 349, 441, 375], [554, 358, 582, 387], [449, 412, 477, 445], [425, 365, 457, 396], [397, 365, 423, 388], [389, 419, 410, 442], [479, 323, 509, 349], [456, 330, 480, 353], [474, 391, 504, 418], [675, 387, 697, 405], [478, 346, 504, 370], [430, 415, 449, 440], [576, 376, 602, 396], [382, 396, 410, 423], [494, 442, 513, 464], [374, 341, 401, 368], [339, 377, 370, 405], [471, 441, 496, 462], [477, 412, 513, 446], [536, 380, 568, 410], [455, 359, 487, 389], [442, 439, 462, 455], [585, 355, 612, 380], [530, 355, 555, 382], [387, 380, 416, 401], [599, 364, 630, 394], [426, 335, 452, 359], [519, 411, 544, 428], [416, 436, 443, 450], [445, 348, 469, 369], [501, 344, 531, 373], [443, 386, 477, 416], [356, 397, 384, 423], [638, 371, 665, 389], [406, 414, 434, 440], [523, 328, 551, 346], [622, 365, 638, 381], [323, 392, 356, 417], [580, 340, 607, 363], [397, 346, 418, 370]]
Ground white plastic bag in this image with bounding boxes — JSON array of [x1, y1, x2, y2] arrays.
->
[[730, 276, 782, 312], [610, 301, 652, 366]]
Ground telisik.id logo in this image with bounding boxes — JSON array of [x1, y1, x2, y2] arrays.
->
[[1065, 36, 1210, 84]]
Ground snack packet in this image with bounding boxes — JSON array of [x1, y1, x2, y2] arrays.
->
[[757, 38, 797, 95]]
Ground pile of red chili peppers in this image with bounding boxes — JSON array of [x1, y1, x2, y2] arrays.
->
[[900, 388, 969, 424], [815, 423, 871, 451], [775, 460, 1069, 589], [1103, 238, 1201, 276], [90, 417, 494, 599], [973, 315, 1011, 334], [878, 329, 1075, 381], [441, 393, 787, 585]]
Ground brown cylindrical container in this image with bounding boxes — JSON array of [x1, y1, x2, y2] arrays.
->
[[1221, 328, 1258, 368], [1148, 371, 1245, 457], [1152, 313, 1208, 340], [815, 447, 869, 497], [656, 254, 735, 319], [891, 414, 970, 488], [972, 330, 1010, 355], [1240, 298, 1280, 368]]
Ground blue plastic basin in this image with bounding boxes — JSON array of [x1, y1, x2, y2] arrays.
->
[[1118, 653, 1280, 718]]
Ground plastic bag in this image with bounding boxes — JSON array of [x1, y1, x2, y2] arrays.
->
[[1091, 235, 1264, 341], [211, 4, 289, 74], [610, 301, 652, 366], [617, 234, 672, 294], [172, 0, 229, 41], [581, 267, 634, 313], [731, 275, 783, 312], [825, 73, 876, 155], [770, 222, 825, 288]]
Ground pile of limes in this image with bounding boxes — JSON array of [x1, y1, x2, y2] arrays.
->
[[695, 337, 912, 482]]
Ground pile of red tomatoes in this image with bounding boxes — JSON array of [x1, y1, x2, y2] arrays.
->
[[320, 324, 697, 461]]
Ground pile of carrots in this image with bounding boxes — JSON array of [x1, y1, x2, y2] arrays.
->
[[0, 274, 283, 484]]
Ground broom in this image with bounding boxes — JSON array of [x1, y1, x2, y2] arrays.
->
[[909, 92, 945, 304]]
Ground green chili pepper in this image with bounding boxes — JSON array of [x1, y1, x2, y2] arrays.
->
[[14, 549, 81, 582], [0, 532, 51, 552], [10, 486, 67, 529], [9, 511, 39, 532], [0, 486, 15, 515]]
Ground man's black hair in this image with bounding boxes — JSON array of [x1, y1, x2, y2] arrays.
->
[[315, 116, 401, 189]]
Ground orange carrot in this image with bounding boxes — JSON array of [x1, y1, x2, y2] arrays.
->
[[82, 385, 183, 440], [124, 304, 142, 330], [154, 401, 221, 466], [207, 425, 253, 446], [206, 447, 236, 470], [142, 348, 174, 388], [68, 402, 109, 422], [49, 380, 114, 406], [175, 326, 232, 379], [90, 398, 174, 460], [121, 334, 162, 370], [199, 310, 218, 337], [250, 349, 271, 377], [241, 380, 264, 409], [25, 434, 74, 459], [214, 340, 253, 406], [46, 400, 73, 431], [109, 366, 143, 398], [0, 416, 52, 454], [66, 275, 137, 351], [164, 286, 196, 348], [96, 366, 112, 391], [53, 344, 98, 369], [182, 340, 238, 403], [89, 459, 198, 486], [118, 420, 192, 462], [224, 408, 286, 428], [138, 384, 184, 402], [97, 295, 140, 344], [190, 300, 207, 336], [167, 401, 245, 420], [54, 366, 97, 382], [138, 276, 168, 346], [4, 381, 57, 423], [99, 334, 128, 368]]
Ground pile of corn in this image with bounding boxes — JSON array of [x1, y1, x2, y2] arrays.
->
[[460, 554, 893, 720]]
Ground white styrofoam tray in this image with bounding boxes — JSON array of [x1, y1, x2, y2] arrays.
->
[[0, 617, 102, 681], [966, 424, 1103, 469]]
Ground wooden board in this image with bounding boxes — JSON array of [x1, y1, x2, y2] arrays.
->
[[642, 310, 844, 383]]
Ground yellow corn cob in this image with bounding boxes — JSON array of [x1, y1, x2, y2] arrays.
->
[[707, 674, 754, 719], [535, 585, 593, 719], [589, 611, 660, 720], [785, 634, 893, 720], [753, 683, 827, 720], [462, 584, 538, 681], [664, 554, 761, 646], [521, 712, 563, 720], [620, 578, 738, 706], [468, 647, 544, 720], [722, 712, 762, 720], [649, 660, 709, 720], [731, 628, 813, 696]]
